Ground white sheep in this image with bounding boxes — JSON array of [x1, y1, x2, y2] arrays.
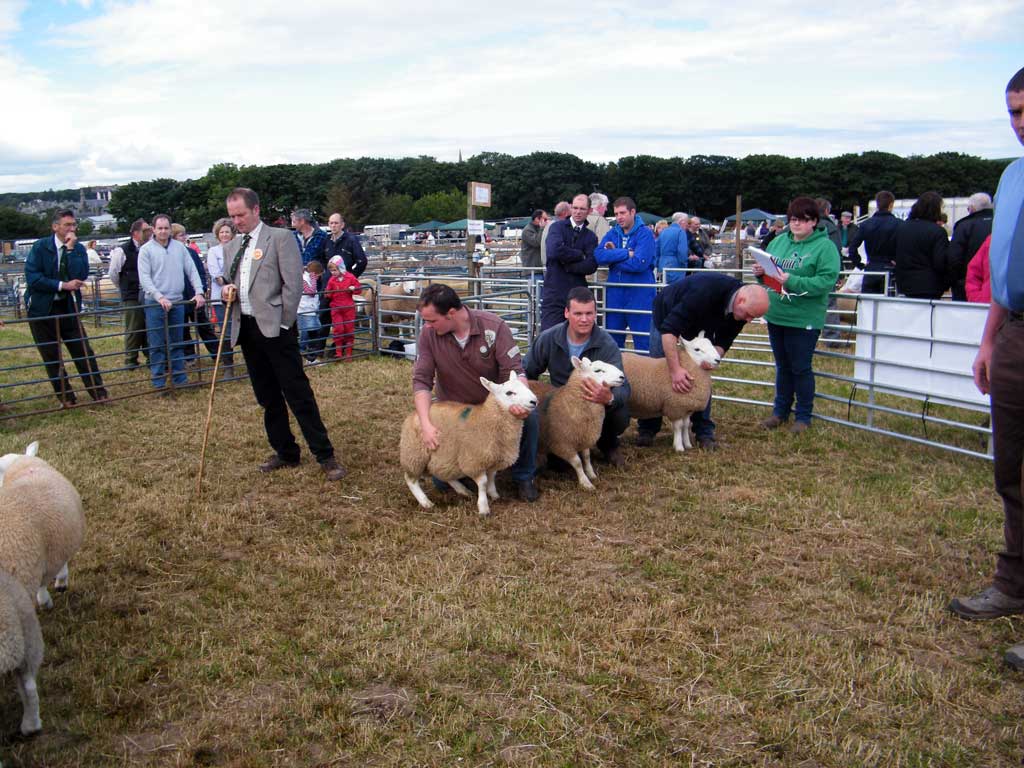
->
[[528, 356, 625, 490], [0, 443, 85, 609], [0, 570, 43, 736], [400, 371, 538, 516], [623, 332, 720, 452]]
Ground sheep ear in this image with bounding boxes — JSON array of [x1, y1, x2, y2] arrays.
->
[[25, 441, 38, 457], [697, 330, 706, 339], [508, 370, 518, 383], [480, 376, 495, 394], [571, 356, 583, 370]]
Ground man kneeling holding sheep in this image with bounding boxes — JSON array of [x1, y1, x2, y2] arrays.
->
[[524, 286, 631, 467], [413, 284, 541, 502]]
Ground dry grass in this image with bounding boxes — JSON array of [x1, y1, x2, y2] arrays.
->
[[0, 353, 1017, 767]]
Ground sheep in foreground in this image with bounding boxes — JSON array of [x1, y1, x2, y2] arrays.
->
[[400, 371, 538, 516], [529, 356, 625, 490], [0, 443, 85, 609], [623, 332, 721, 452], [0, 571, 43, 736]]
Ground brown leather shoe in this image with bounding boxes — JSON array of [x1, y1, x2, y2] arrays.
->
[[320, 457, 347, 481], [258, 454, 300, 473], [759, 415, 785, 430]]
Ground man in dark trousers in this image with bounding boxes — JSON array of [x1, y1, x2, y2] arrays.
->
[[949, 66, 1024, 669], [314, 212, 367, 358], [848, 191, 904, 294], [106, 218, 151, 368], [540, 194, 598, 331], [947, 192, 994, 301], [24, 209, 109, 407], [636, 272, 769, 450], [220, 188, 346, 481]]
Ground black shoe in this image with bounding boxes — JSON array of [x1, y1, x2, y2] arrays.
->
[[949, 586, 1024, 620], [635, 432, 655, 448], [1006, 643, 1024, 670], [320, 457, 347, 482], [601, 447, 625, 467], [516, 479, 539, 502], [258, 454, 300, 473], [697, 435, 718, 452]]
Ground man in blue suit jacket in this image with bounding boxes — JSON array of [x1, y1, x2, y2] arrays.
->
[[25, 209, 108, 406]]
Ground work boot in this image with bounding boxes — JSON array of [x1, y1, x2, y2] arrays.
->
[[258, 454, 300, 473], [760, 415, 785, 430], [635, 432, 655, 448], [1005, 643, 1024, 671], [789, 421, 811, 435], [949, 586, 1024, 620], [602, 447, 625, 467], [515, 479, 539, 502], [320, 457, 347, 482], [697, 435, 719, 452]]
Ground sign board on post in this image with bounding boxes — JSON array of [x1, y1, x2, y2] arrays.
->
[[467, 219, 485, 236], [470, 182, 492, 208]]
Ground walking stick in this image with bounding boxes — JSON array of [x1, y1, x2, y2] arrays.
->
[[195, 296, 233, 496]]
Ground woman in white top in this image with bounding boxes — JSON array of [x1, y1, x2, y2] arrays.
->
[[205, 217, 235, 324]]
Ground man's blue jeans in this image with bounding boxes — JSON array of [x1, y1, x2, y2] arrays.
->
[[145, 303, 187, 389], [637, 328, 715, 439], [767, 322, 821, 424]]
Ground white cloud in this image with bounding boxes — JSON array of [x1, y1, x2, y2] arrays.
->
[[0, 0, 1021, 193]]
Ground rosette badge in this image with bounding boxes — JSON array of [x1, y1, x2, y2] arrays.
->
[[252, 249, 264, 260]]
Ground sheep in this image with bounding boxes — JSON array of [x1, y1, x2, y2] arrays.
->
[[0, 443, 85, 609], [400, 371, 538, 516], [528, 356, 625, 490], [0, 571, 43, 736], [622, 332, 720, 452]]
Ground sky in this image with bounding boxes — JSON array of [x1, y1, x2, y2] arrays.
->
[[1, 0, 1022, 193]]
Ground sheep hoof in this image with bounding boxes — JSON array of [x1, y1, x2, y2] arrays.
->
[[580, 479, 596, 491], [35, 587, 53, 611]]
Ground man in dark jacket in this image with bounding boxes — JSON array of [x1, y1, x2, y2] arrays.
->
[[314, 212, 367, 357], [947, 193, 994, 301], [540, 194, 598, 331], [525, 286, 631, 466], [848, 190, 904, 294], [838, 212, 860, 269], [815, 199, 844, 255], [637, 272, 769, 450], [25, 209, 109, 406], [519, 209, 547, 272], [107, 218, 151, 368]]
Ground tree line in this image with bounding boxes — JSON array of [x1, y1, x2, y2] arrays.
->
[[1, 151, 1012, 238]]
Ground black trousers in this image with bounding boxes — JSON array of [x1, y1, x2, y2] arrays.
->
[[596, 399, 630, 452], [991, 316, 1024, 598], [238, 315, 334, 463], [29, 299, 107, 404], [540, 302, 566, 332], [183, 305, 224, 361]]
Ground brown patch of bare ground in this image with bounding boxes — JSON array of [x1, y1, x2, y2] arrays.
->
[[0, 354, 1018, 766]]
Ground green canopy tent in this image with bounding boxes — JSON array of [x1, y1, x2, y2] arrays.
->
[[723, 208, 779, 223], [406, 220, 445, 232], [438, 219, 497, 231], [636, 211, 668, 226]]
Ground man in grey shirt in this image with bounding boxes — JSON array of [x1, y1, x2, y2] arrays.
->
[[138, 213, 205, 391]]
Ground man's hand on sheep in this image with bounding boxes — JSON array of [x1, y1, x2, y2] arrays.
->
[[580, 377, 614, 405], [508, 405, 531, 420], [420, 421, 441, 451], [671, 368, 694, 394]]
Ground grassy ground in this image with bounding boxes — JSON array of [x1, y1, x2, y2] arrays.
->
[[0, 350, 1017, 767]]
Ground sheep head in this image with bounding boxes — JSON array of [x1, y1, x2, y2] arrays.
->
[[571, 356, 626, 388], [679, 331, 721, 369], [479, 371, 538, 413], [0, 440, 38, 486]]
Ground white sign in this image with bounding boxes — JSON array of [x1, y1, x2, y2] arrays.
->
[[853, 296, 988, 412], [470, 182, 492, 207], [467, 219, 485, 236]]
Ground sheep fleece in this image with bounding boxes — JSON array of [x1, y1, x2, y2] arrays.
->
[[400, 398, 523, 480], [0, 456, 85, 595], [622, 352, 711, 420], [0, 571, 42, 678]]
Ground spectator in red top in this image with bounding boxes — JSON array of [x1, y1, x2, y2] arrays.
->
[[324, 256, 361, 358], [964, 234, 993, 303]]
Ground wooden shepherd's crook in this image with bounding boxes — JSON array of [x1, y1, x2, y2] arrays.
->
[[195, 296, 233, 495]]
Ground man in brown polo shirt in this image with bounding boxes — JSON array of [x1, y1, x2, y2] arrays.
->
[[413, 283, 539, 501]]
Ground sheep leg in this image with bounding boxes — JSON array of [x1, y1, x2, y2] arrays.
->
[[448, 479, 473, 498], [671, 418, 691, 452], [475, 472, 492, 516], [568, 453, 596, 491], [486, 471, 499, 500], [15, 668, 41, 735], [35, 587, 53, 611], [54, 562, 69, 592], [582, 449, 598, 481], [404, 474, 434, 509]]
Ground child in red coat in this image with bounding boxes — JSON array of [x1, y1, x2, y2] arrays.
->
[[325, 256, 362, 358]]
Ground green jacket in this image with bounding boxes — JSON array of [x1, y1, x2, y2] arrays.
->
[[762, 228, 840, 330]]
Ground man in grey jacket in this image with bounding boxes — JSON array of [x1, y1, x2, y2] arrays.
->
[[137, 214, 205, 391], [519, 209, 548, 275], [524, 286, 630, 466]]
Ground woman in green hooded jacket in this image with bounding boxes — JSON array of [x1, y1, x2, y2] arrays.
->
[[752, 197, 840, 433]]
